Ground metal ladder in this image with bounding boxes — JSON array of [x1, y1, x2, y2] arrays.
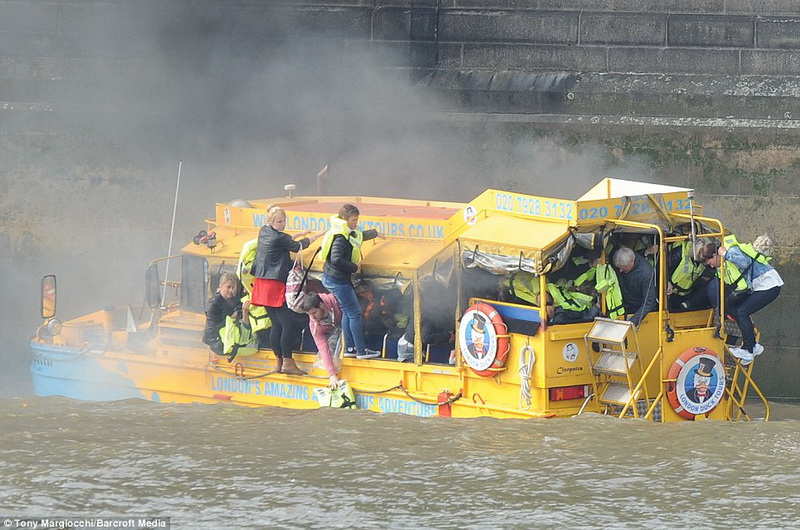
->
[[584, 318, 652, 418], [718, 316, 771, 421]]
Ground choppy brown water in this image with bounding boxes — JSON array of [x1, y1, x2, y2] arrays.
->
[[1, 396, 799, 529]]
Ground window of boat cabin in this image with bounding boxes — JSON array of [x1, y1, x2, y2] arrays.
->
[[412, 253, 457, 364], [180, 255, 209, 313], [357, 274, 412, 360]]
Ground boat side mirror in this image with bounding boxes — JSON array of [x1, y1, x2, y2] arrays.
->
[[145, 264, 161, 309], [41, 275, 57, 319]]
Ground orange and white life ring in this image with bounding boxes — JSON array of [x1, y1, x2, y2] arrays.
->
[[666, 347, 726, 420], [458, 302, 510, 377]]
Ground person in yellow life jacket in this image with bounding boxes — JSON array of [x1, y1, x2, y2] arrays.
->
[[320, 204, 382, 360], [202, 272, 250, 358], [699, 237, 783, 365], [666, 240, 713, 311]]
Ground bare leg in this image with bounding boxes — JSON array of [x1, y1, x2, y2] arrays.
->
[[280, 357, 306, 375]]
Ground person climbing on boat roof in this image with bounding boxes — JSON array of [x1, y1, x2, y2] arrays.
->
[[320, 204, 383, 360], [251, 205, 325, 375], [699, 235, 783, 365], [202, 272, 249, 356]]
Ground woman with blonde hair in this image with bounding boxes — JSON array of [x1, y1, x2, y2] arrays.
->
[[202, 272, 248, 356], [699, 237, 783, 365], [251, 205, 324, 374]]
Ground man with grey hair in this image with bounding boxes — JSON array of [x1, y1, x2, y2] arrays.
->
[[612, 246, 658, 326]]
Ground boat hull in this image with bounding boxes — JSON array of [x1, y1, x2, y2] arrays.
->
[[28, 340, 465, 418]]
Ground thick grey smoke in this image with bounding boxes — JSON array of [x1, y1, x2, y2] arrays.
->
[[2, 2, 650, 396]]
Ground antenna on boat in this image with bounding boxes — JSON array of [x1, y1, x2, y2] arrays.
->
[[316, 164, 329, 195], [687, 189, 697, 249], [161, 160, 183, 308], [284, 184, 296, 198]]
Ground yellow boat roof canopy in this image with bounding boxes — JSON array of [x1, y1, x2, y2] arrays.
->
[[577, 178, 692, 201], [191, 178, 706, 277], [456, 213, 571, 275]]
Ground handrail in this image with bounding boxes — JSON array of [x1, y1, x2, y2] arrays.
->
[[148, 254, 182, 268], [619, 345, 663, 419], [644, 389, 665, 420], [724, 348, 771, 421]]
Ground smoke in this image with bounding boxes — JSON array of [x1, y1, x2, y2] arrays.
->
[[2, 2, 651, 397]]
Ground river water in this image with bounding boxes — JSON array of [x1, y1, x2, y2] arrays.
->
[[2, 394, 799, 529]]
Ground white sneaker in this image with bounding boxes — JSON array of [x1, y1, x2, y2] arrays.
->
[[729, 346, 754, 366], [752, 343, 764, 357], [356, 348, 381, 359], [343, 348, 357, 358]]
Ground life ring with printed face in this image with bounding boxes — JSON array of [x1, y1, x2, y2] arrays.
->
[[666, 347, 726, 420], [458, 302, 510, 377]]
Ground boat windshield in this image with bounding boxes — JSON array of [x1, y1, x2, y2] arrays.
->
[[181, 255, 209, 313]]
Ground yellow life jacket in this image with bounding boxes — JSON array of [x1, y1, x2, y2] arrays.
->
[[547, 283, 594, 312], [723, 234, 772, 265], [221, 315, 258, 359], [575, 267, 596, 287], [720, 234, 770, 293], [571, 256, 590, 267], [594, 264, 625, 319], [320, 216, 363, 263], [237, 238, 259, 294], [243, 295, 271, 333], [313, 380, 357, 409], [719, 261, 749, 293], [504, 271, 540, 305], [670, 241, 706, 294]]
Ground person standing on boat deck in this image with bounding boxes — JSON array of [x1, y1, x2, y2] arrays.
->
[[699, 237, 782, 365], [612, 246, 658, 327], [320, 204, 382, 359], [203, 272, 250, 356], [251, 205, 325, 375], [302, 292, 343, 388]]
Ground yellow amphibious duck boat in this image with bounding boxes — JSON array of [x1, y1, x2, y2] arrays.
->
[[30, 178, 770, 421]]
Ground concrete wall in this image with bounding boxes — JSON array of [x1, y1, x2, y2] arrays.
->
[[2, 0, 798, 397]]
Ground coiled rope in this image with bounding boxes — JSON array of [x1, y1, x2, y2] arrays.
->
[[519, 342, 536, 410]]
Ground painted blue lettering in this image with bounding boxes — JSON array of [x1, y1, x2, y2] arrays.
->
[[355, 394, 375, 410]]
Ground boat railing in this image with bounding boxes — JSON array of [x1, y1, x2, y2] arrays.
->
[[623, 345, 664, 421], [724, 347, 771, 421], [146, 254, 183, 310]]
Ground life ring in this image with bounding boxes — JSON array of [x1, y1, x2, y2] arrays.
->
[[458, 302, 510, 377], [666, 347, 726, 420]]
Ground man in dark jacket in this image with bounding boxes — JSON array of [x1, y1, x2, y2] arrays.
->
[[613, 246, 658, 326]]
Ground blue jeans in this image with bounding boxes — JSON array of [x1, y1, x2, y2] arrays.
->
[[707, 279, 781, 351], [322, 274, 366, 354]]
